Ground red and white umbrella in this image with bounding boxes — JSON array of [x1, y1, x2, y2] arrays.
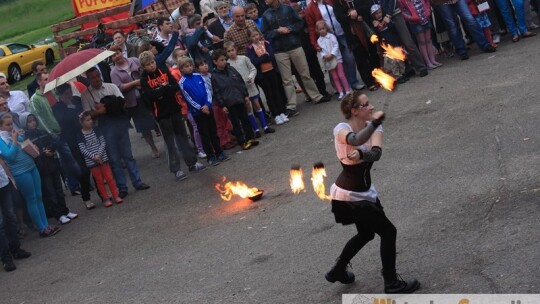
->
[[44, 48, 114, 94]]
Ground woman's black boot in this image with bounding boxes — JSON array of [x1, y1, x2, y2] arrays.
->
[[382, 269, 420, 293], [325, 258, 355, 284]]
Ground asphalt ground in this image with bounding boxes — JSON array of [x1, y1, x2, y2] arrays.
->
[[2, 35, 539, 303]]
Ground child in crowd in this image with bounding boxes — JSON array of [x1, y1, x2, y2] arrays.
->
[[370, 5, 409, 83], [211, 49, 259, 150], [77, 111, 123, 208], [0, 114, 60, 237], [139, 51, 207, 181], [466, 0, 498, 48], [195, 59, 236, 150], [246, 28, 289, 125], [22, 113, 78, 224], [315, 20, 351, 101], [224, 41, 275, 138], [170, 48, 208, 159], [397, 0, 443, 69], [178, 2, 198, 37], [178, 57, 230, 166], [245, 3, 263, 29]]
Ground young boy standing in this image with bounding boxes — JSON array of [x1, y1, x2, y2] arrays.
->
[[139, 51, 207, 181], [178, 57, 229, 166], [211, 49, 259, 151]]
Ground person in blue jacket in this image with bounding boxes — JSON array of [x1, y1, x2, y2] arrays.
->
[[178, 57, 229, 166]]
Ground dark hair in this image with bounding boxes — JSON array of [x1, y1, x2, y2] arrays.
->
[[246, 27, 262, 40], [157, 17, 169, 28], [31, 61, 44, 73], [79, 111, 92, 123], [212, 49, 227, 61], [340, 91, 366, 119], [113, 30, 125, 37], [180, 2, 194, 13], [86, 66, 100, 76], [244, 3, 258, 12], [150, 41, 165, 54], [194, 58, 208, 68], [55, 83, 72, 95]]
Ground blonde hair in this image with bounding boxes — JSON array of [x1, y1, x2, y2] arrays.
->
[[177, 56, 194, 69], [315, 20, 332, 34], [223, 40, 236, 50], [138, 51, 155, 67]]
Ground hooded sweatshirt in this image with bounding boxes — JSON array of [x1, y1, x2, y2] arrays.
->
[[21, 113, 58, 174], [140, 66, 182, 121]]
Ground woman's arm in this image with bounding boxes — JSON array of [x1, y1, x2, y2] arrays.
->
[[0, 138, 18, 161]]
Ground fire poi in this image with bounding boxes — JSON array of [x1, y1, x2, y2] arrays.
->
[[215, 177, 263, 201], [290, 165, 305, 194], [311, 162, 331, 201], [369, 34, 407, 91]]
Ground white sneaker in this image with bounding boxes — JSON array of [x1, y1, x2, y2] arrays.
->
[[492, 34, 500, 44], [337, 92, 345, 101], [175, 170, 188, 181], [197, 151, 207, 159], [66, 212, 78, 219], [58, 215, 71, 225], [529, 22, 539, 29], [280, 113, 289, 123], [274, 115, 284, 125]]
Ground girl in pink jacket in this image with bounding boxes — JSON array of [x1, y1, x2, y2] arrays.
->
[[398, 0, 442, 69]]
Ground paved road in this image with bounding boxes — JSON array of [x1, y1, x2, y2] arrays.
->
[[2, 36, 539, 303]]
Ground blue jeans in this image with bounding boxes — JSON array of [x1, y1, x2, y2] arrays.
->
[[0, 182, 21, 262], [435, 0, 490, 55], [495, 0, 527, 36], [102, 124, 143, 193], [336, 35, 363, 88]]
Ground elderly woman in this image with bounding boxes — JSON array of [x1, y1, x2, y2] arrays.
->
[[109, 45, 159, 159], [326, 91, 419, 293]]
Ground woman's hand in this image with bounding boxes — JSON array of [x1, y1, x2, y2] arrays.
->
[[347, 149, 360, 161], [372, 110, 385, 121], [11, 130, 19, 144], [349, 9, 358, 20], [222, 107, 229, 114]]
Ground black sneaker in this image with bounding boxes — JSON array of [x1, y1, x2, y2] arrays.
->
[[135, 183, 150, 191], [286, 109, 299, 117], [3, 259, 16, 272], [255, 131, 261, 138], [418, 69, 428, 77], [11, 248, 31, 260], [460, 53, 470, 60], [264, 127, 275, 134], [119, 191, 128, 199]]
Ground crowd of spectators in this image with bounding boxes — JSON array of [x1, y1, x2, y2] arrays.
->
[[0, 0, 537, 272]]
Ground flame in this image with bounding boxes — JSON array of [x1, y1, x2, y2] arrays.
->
[[215, 177, 260, 201], [290, 166, 305, 194], [370, 34, 379, 44], [372, 68, 396, 91], [380, 43, 406, 61], [311, 163, 331, 201]]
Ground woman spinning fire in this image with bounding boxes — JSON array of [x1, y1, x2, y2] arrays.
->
[[326, 91, 419, 294]]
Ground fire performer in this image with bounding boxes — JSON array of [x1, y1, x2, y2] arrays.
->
[[325, 91, 419, 294]]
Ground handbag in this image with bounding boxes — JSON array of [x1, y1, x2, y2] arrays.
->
[[324, 57, 338, 70], [21, 139, 40, 158]]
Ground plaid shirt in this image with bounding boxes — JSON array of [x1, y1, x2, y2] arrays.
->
[[224, 20, 259, 55]]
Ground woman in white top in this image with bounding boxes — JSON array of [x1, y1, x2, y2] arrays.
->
[[326, 91, 419, 294]]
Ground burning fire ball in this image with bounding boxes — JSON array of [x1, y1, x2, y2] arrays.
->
[[215, 177, 264, 201], [290, 165, 305, 194]]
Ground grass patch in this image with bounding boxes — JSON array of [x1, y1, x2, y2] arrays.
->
[[0, 0, 74, 43]]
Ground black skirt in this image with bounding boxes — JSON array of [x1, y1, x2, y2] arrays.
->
[[331, 198, 384, 225]]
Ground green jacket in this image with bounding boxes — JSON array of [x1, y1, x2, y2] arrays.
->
[[29, 89, 61, 137]]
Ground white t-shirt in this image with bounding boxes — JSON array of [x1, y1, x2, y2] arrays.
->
[[330, 122, 382, 202]]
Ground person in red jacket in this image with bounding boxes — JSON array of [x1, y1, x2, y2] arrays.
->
[[397, 0, 442, 69]]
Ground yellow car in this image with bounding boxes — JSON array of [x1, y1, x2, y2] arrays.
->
[[0, 43, 55, 84]]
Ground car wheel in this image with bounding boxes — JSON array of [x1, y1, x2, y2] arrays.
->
[[8, 64, 21, 84], [45, 49, 54, 65]]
